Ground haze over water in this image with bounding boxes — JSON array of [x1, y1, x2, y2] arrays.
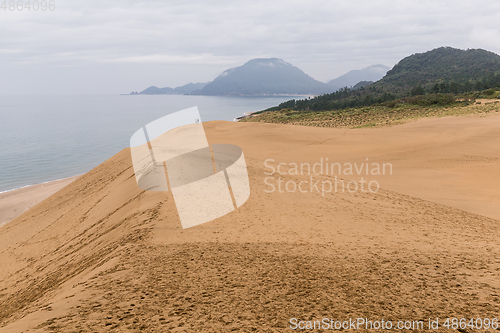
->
[[0, 94, 299, 192]]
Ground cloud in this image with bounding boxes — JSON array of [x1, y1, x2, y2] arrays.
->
[[1, 0, 500, 93], [101, 54, 238, 65]]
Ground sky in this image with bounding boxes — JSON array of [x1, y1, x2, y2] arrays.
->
[[1, 0, 500, 94]]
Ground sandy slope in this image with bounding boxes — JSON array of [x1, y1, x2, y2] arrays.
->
[[0, 177, 79, 228], [0, 115, 499, 332]]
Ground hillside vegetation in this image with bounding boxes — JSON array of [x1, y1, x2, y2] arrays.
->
[[378, 47, 500, 93], [273, 47, 500, 112], [241, 97, 500, 128]]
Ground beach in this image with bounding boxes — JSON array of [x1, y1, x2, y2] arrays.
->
[[0, 114, 499, 331], [0, 176, 79, 228]]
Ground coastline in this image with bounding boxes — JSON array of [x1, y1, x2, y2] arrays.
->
[[234, 110, 259, 121], [0, 175, 80, 228], [0, 175, 81, 195]]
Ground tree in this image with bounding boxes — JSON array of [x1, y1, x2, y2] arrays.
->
[[411, 86, 426, 96]]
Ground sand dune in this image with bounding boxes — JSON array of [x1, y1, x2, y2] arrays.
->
[[0, 177, 79, 228], [0, 114, 499, 332]]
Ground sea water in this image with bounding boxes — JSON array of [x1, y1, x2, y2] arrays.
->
[[0, 94, 298, 192]]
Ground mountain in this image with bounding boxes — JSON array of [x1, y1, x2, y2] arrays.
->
[[131, 48, 500, 98], [327, 64, 390, 90], [275, 47, 500, 112], [132, 82, 207, 95], [352, 80, 374, 90], [374, 47, 500, 93], [171, 82, 208, 94], [191, 58, 332, 96]]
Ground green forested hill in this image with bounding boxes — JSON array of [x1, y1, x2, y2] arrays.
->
[[274, 47, 500, 112], [375, 47, 500, 93]]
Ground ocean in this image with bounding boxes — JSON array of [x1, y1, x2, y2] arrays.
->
[[0, 94, 299, 192]]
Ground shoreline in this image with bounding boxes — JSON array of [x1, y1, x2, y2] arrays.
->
[[0, 175, 82, 195], [0, 175, 80, 228], [234, 110, 257, 121], [234, 110, 266, 121]]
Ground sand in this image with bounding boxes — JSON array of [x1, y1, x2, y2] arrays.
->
[[0, 113, 499, 332], [0, 176, 79, 228], [473, 98, 500, 105]]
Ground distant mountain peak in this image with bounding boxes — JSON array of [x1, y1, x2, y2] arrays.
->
[[134, 82, 208, 95], [365, 64, 391, 73], [218, 58, 291, 76], [192, 58, 332, 96], [327, 64, 390, 90], [248, 58, 289, 64]]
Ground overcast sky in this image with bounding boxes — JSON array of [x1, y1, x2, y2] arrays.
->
[[1, 0, 500, 94]]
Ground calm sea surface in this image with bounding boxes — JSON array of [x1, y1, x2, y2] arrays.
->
[[0, 94, 299, 192]]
